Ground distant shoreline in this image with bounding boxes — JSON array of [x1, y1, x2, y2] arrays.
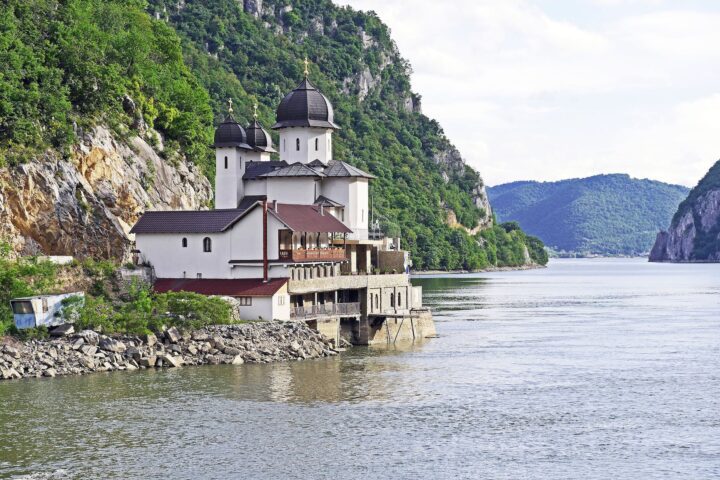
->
[[412, 264, 544, 276]]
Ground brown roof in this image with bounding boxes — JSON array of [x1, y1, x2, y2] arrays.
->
[[153, 278, 287, 297], [131, 201, 261, 234], [270, 204, 352, 233]]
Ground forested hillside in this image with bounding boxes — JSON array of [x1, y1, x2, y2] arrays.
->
[[488, 174, 689, 256], [0, 0, 547, 270]]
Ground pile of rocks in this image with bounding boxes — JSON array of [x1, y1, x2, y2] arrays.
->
[[0, 322, 339, 381]]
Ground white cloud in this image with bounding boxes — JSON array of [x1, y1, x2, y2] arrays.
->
[[338, 0, 720, 186]]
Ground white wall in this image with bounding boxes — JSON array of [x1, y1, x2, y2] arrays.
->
[[137, 232, 232, 279], [266, 177, 318, 204], [137, 206, 300, 280], [320, 177, 368, 240], [236, 284, 289, 321], [244, 179, 267, 197], [278, 128, 333, 164], [229, 207, 287, 262], [215, 147, 246, 209], [244, 151, 271, 163]]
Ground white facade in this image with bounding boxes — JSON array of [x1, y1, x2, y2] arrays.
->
[[267, 177, 319, 204], [278, 128, 333, 165], [321, 177, 369, 240], [215, 147, 246, 209], [136, 208, 295, 280], [235, 284, 290, 321]]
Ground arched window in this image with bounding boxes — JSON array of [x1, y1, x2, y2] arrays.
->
[[203, 237, 212, 253], [398, 293, 402, 307], [224, 156, 228, 169], [315, 138, 319, 151], [182, 238, 188, 248]]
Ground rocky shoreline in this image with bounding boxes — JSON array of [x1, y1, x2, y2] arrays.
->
[[0, 322, 341, 381]]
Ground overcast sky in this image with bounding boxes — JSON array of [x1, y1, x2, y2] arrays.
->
[[337, 0, 720, 187]]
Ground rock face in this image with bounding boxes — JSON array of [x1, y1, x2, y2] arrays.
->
[[650, 161, 720, 262], [0, 322, 339, 381], [434, 146, 493, 231], [0, 126, 212, 260]]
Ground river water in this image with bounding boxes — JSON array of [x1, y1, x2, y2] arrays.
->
[[1, 258, 719, 479]]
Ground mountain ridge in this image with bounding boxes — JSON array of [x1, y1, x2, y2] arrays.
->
[[488, 173, 689, 256]]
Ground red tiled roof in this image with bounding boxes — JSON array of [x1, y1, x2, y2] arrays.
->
[[270, 204, 352, 233], [153, 278, 287, 297]]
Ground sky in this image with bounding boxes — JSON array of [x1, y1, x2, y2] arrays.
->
[[337, 0, 720, 187]]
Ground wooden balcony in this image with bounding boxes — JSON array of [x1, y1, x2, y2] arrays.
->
[[290, 302, 361, 320], [279, 247, 347, 263]]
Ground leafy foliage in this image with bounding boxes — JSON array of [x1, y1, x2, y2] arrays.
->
[[488, 174, 690, 256], [65, 284, 233, 335], [147, 0, 541, 269], [1, 0, 545, 270], [0, 0, 213, 169], [0, 247, 60, 336]]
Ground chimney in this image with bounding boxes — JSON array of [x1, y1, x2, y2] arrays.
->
[[262, 200, 269, 283], [272, 199, 277, 212]]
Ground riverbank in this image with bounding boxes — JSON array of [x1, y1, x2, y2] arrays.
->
[[413, 263, 545, 276], [0, 322, 340, 381]]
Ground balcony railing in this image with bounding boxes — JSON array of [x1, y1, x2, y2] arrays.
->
[[279, 248, 347, 263], [290, 302, 360, 320]]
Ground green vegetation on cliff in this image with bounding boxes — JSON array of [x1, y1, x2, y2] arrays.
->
[[488, 174, 689, 256], [0, 0, 546, 270]]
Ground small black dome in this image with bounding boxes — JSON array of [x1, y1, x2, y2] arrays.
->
[[246, 119, 276, 152], [213, 114, 251, 149], [272, 79, 339, 130]]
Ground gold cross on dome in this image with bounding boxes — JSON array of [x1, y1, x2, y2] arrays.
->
[[228, 98, 233, 113], [253, 103, 258, 119], [303, 57, 310, 77]]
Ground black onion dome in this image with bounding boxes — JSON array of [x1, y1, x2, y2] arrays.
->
[[213, 114, 251, 149], [272, 79, 340, 130], [246, 119, 276, 152]]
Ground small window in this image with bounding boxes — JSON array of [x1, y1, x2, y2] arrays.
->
[[315, 138, 319, 151], [224, 156, 228, 169], [283, 139, 286, 151], [375, 294, 379, 310], [182, 238, 188, 248], [398, 293, 402, 307], [390, 293, 395, 308], [203, 237, 212, 253], [12, 301, 33, 314], [296, 138, 300, 151], [278, 295, 285, 306], [238, 297, 252, 306]]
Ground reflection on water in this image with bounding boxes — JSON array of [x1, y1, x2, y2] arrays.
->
[[1, 259, 719, 479]]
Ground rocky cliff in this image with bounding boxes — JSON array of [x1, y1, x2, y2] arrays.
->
[[0, 127, 212, 260], [649, 160, 720, 262]]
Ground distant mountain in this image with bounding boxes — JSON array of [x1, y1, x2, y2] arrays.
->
[[650, 160, 720, 262], [487, 174, 690, 256]]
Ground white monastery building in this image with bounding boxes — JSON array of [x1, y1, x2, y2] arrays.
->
[[131, 71, 433, 345]]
